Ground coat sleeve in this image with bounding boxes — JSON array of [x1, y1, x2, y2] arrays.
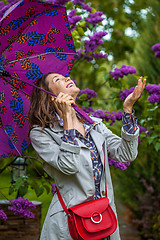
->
[[30, 127, 81, 175], [97, 122, 139, 162]]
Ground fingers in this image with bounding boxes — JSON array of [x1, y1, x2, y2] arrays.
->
[[134, 76, 146, 96], [138, 76, 146, 89], [52, 93, 75, 116], [55, 92, 75, 105]]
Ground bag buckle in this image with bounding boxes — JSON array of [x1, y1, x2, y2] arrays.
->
[[91, 212, 102, 224]]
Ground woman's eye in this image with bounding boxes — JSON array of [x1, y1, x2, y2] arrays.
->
[[55, 78, 59, 82]]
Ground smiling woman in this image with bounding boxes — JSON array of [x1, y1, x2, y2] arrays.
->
[[45, 73, 80, 98], [28, 73, 145, 240]]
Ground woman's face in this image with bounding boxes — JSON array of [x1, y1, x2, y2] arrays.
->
[[46, 73, 80, 98]]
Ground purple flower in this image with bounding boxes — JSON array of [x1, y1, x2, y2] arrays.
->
[[92, 52, 107, 59], [148, 93, 160, 103], [146, 84, 160, 94], [79, 88, 97, 99], [86, 11, 104, 27], [152, 43, 160, 58], [108, 158, 130, 170], [155, 51, 160, 58], [109, 64, 136, 81], [68, 9, 82, 30], [8, 197, 36, 219], [84, 31, 107, 53], [146, 84, 160, 103], [110, 111, 123, 125], [0, 1, 4, 8], [0, 210, 7, 221], [138, 125, 150, 143], [82, 106, 94, 113], [81, 3, 92, 12], [51, 183, 56, 196], [152, 43, 160, 52], [120, 87, 135, 101], [72, 0, 85, 5]]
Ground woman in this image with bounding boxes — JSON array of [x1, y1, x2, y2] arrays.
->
[[28, 73, 146, 240]]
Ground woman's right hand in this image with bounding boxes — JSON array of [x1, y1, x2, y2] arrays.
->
[[52, 93, 76, 129]]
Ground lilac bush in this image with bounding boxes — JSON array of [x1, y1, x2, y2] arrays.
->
[[76, 31, 108, 62], [109, 64, 137, 80], [152, 43, 160, 58], [68, 9, 82, 30], [80, 2, 92, 12], [72, 0, 85, 5], [81, 105, 123, 125], [145, 84, 160, 103], [51, 183, 56, 196], [84, 31, 107, 53], [86, 11, 104, 27], [0, 209, 7, 221], [120, 87, 135, 101], [8, 197, 36, 218], [108, 158, 130, 171], [79, 88, 97, 99]]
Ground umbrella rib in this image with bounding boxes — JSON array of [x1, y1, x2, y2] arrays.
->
[[1, 72, 56, 97], [1, 76, 30, 97], [0, 116, 22, 156], [6, 51, 77, 65]]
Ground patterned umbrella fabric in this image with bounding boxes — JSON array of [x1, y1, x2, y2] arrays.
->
[[0, 0, 79, 157]]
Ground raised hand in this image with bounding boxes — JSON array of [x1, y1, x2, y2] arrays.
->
[[123, 76, 146, 113]]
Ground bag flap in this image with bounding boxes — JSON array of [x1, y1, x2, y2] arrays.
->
[[69, 197, 109, 218]]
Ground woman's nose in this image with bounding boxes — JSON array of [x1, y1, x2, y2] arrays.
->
[[65, 77, 70, 82]]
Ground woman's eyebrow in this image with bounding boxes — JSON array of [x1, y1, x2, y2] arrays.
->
[[53, 75, 58, 79]]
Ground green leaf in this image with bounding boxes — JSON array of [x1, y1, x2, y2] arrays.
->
[[37, 187, 44, 197], [97, 67, 107, 72], [77, 26, 85, 36], [18, 186, 28, 197], [78, 21, 86, 28], [91, 8, 97, 13], [15, 178, 24, 190], [43, 184, 51, 194], [82, 101, 90, 108], [9, 186, 14, 195], [155, 142, 160, 152]]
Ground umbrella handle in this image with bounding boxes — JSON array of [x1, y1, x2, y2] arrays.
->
[[72, 104, 93, 124]]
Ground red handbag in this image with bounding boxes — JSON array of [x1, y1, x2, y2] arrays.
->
[[56, 151, 117, 240]]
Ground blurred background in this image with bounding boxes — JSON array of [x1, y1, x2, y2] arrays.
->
[[0, 0, 160, 239]]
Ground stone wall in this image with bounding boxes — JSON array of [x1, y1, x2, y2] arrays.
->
[[0, 200, 42, 240]]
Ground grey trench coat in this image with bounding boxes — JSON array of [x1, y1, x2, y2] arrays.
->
[[30, 116, 139, 240]]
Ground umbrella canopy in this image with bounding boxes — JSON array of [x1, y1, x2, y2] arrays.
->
[[0, 0, 92, 158]]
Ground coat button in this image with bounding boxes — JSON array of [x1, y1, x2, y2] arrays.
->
[[102, 191, 106, 196]]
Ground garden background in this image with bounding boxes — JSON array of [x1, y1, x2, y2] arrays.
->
[[0, 0, 160, 239]]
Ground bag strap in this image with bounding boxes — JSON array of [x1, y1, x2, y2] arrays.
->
[[103, 148, 107, 197], [56, 186, 70, 215], [56, 129, 108, 214]]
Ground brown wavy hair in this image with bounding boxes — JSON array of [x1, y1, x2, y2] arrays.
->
[[28, 72, 57, 131]]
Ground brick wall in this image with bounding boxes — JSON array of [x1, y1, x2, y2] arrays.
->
[[0, 200, 42, 240]]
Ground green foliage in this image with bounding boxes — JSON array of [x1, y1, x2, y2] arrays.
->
[[1, 0, 160, 238]]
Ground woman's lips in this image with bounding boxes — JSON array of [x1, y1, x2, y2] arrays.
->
[[66, 82, 74, 88]]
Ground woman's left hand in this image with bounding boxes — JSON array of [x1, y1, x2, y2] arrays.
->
[[123, 76, 146, 113]]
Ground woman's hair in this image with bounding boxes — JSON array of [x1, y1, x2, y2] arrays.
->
[[28, 72, 57, 131]]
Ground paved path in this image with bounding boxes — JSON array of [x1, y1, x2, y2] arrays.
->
[[116, 200, 141, 240]]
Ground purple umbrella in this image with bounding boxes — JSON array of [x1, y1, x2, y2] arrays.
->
[[0, 0, 93, 157]]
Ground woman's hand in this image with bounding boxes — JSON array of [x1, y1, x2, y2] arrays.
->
[[52, 92, 76, 129], [123, 76, 146, 113]]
